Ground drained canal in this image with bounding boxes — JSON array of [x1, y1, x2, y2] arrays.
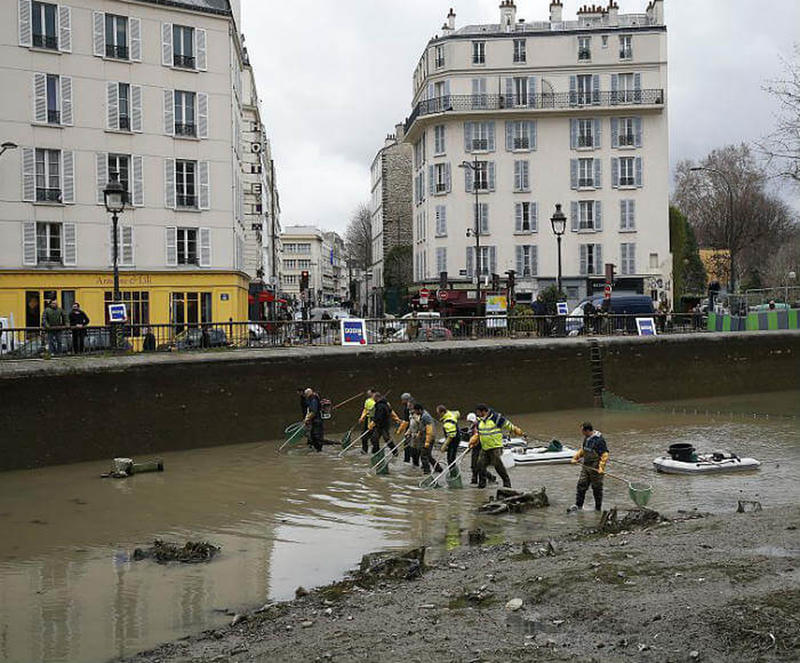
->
[[1, 391, 798, 663]]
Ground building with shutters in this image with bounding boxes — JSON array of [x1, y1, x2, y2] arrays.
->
[[0, 0, 277, 337], [403, 0, 671, 307], [279, 226, 345, 308]]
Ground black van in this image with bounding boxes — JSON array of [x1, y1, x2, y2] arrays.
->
[[591, 294, 655, 332]]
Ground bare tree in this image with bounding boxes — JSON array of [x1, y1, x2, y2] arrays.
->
[[345, 203, 372, 270], [760, 45, 800, 186]]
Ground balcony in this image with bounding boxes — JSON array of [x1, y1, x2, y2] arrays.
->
[[47, 110, 60, 124], [620, 48, 633, 60], [119, 116, 130, 131], [404, 89, 664, 134], [578, 49, 592, 61], [33, 33, 58, 50], [175, 123, 196, 137], [36, 188, 62, 203], [173, 54, 195, 69], [105, 44, 129, 59], [578, 178, 595, 188], [618, 133, 636, 147], [577, 135, 594, 148], [176, 194, 197, 209]]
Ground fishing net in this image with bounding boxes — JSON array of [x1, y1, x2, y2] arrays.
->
[[283, 423, 306, 446], [602, 390, 651, 411], [341, 429, 352, 448], [285, 421, 304, 434], [628, 481, 653, 508]]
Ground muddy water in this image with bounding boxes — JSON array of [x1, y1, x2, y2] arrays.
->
[[0, 391, 798, 663]]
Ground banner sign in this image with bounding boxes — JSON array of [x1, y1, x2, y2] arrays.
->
[[636, 317, 657, 336], [556, 301, 569, 315], [486, 295, 508, 314], [108, 303, 128, 323], [341, 318, 368, 346]]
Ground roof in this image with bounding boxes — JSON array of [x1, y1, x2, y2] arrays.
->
[[137, 0, 231, 17]]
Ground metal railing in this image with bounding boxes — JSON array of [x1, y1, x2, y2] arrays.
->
[[36, 188, 62, 203], [33, 34, 58, 49], [47, 110, 60, 124], [173, 54, 195, 69], [106, 44, 129, 59], [0, 314, 711, 361], [175, 123, 196, 137]]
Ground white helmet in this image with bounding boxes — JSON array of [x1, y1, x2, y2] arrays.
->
[[466, 413, 477, 423]]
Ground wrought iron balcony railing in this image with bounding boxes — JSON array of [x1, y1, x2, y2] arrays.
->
[[173, 54, 195, 69], [175, 122, 196, 137], [119, 116, 130, 131], [106, 44, 129, 59], [33, 33, 58, 49], [36, 188, 62, 203], [176, 194, 197, 208], [47, 110, 60, 124]]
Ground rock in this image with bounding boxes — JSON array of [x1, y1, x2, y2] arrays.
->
[[229, 646, 248, 655], [689, 651, 699, 659], [285, 625, 293, 631], [295, 586, 309, 598], [505, 598, 523, 611], [324, 608, 333, 616], [468, 528, 487, 545], [418, 604, 436, 609], [301, 620, 314, 628], [230, 613, 247, 627]]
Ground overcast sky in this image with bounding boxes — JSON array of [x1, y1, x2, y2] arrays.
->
[[241, 0, 799, 234]]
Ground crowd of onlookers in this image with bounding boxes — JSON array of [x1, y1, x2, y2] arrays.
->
[[40, 298, 90, 355]]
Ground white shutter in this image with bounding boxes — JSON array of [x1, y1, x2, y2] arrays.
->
[[629, 200, 636, 229], [132, 155, 144, 206], [198, 161, 210, 209], [33, 73, 47, 123], [579, 245, 587, 275], [514, 161, 521, 191], [570, 159, 578, 189], [21, 147, 35, 201], [620, 243, 628, 275], [594, 119, 602, 150], [92, 11, 104, 56], [106, 81, 118, 130], [445, 162, 451, 192], [595, 244, 603, 274], [611, 157, 619, 188], [60, 76, 72, 125], [530, 245, 538, 276], [531, 202, 538, 232], [58, 6, 71, 52], [515, 245, 523, 275], [570, 119, 578, 149], [164, 158, 175, 208], [488, 162, 495, 191], [529, 121, 537, 151], [619, 200, 627, 230], [570, 201, 579, 232], [487, 121, 496, 152], [131, 85, 142, 132], [63, 223, 76, 265], [197, 92, 208, 139], [464, 122, 473, 153], [195, 28, 207, 71], [199, 227, 211, 266], [23, 221, 37, 265], [594, 201, 602, 231], [163, 89, 174, 135], [514, 202, 522, 232], [505, 121, 513, 151], [61, 150, 74, 203], [121, 226, 134, 266], [611, 118, 619, 148], [95, 152, 107, 204], [165, 226, 177, 266], [635, 117, 643, 147], [19, 0, 31, 47], [161, 23, 173, 66], [466, 247, 474, 277], [635, 157, 643, 187], [489, 246, 497, 274], [129, 18, 141, 61], [594, 159, 602, 188]]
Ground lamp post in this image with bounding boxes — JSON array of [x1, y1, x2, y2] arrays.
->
[[550, 203, 567, 295], [460, 156, 483, 310], [103, 172, 126, 348], [0, 141, 18, 158], [690, 166, 736, 292]]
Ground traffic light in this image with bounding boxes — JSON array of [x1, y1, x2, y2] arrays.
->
[[491, 273, 500, 291], [300, 270, 309, 292], [506, 270, 515, 290], [439, 271, 448, 290]]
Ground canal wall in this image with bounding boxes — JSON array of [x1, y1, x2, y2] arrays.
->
[[1, 331, 798, 471]]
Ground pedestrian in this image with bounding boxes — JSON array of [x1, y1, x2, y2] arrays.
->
[[412, 402, 443, 475], [469, 404, 524, 488], [568, 422, 609, 513], [200, 324, 211, 348], [768, 300, 776, 310], [396, 392, 415, 463], [43, 298, 67, 355], [436, 405, 461, 473], [368, 393, 401, 455], [303, 387, 325, 452], [142, 327, 157, 352], [358, 389, 377, 453], [406, 313, 420, 342], [68, 302, 90, 354], [582, 300, 597, 335]]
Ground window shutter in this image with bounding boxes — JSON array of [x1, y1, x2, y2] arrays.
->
[[59, 76, 73, 125], [593, 118, 602, 149], [199, 161, 210, 209], [530, 245, 538, 276], [131, 85, 142, 132], [195, 28, 207, 71], [634, 117, 643, 147], [21, 147, 35, 201], [33, 73, 47, 123], [445, 162, 451, 192], [531, 202, 538, 232], [570, 119, 577, 149], [592, 74, 600, 104], [635, 156, 643, 187], [514, 202, 522, 232], [611, 118, 619, 148], [132, 155, 144, 206], [18, 0, 31, 47], [594, 159, 602, 188], [428, 164, 434, 194], [61, 150, 74, 203], [514, 161, 520, 190], [198, 228, 210, 266], [628, 243, 635, 273], [463, 122, 473, 153], [611, 157, 619, 188], [515, 245, 523, 274], [569, 75, 577, 105], [197, 92, 208, 138], [529, 121, 537, 150], [443, 79, 451, 104], [58, 6, 71, 52], [579, 244, 587, 275], [594, 201, 602, 231], [629, 200, 636, 229], [165, 226, 177, 266], [611, 74, 619, 104], [571, 201, 579, 232], [464, 166, 472, 193], [527, 76, 537, 107], [163, 89, 174, 135], [161, 23, 173, 66], [95, 152, 107, 204], [487, 121, 496, 152], [164, 158, 175, 208], [620, 243, 628, 274], [570, 159, 578, 189], [505, 121, 513, 151], [634, 72, 642, 103], [106, 81, 118, 130], [523, 161, 530, 190], [130, 18, 142, 61], [63, 223, 77, 265], [595, 244, 603, 274], [22, 221, 36, 265], [489, 246, 497, 274], [619, 200, 627, 230], [481, 203, 489, 234], [121, 225, 134, 266], [488, 162, 495, 191], [466, 247, 474, 277], [92, 11, 104, 56], [504, 77, 513, 103]]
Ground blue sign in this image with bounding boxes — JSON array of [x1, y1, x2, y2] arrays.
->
[[341, 318, 368, 346], [108, 303, 127, 323], [556, 301, 569, 315], [636, 317, 657, 336]]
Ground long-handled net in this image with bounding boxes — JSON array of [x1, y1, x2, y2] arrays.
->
[[581, 465, 653, 508]]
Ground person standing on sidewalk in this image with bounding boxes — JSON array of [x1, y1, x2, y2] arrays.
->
[[469, 404, 524, 489], [69, 302, 90, 354], [43, 298, 68, 355], [568, 422, 609, 513]]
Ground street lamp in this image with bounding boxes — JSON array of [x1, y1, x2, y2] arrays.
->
[[690, 166, 736, 292], [459, 156, 483, 309], [103, 172, 126, 348], [0, 141, 18, 158], [550, 203, 567, 295]]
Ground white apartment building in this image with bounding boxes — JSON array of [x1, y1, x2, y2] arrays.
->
[[403, 0, 671, 305], [280, 225, 343, 307], [0, 0, 279, 329]]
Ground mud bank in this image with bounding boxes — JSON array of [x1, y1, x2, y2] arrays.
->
[[120, 505, 800, 663]]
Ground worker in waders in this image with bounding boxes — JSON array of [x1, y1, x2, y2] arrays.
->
[[436, 405, 461, 473], [465, 412, 496, 485], [358, 389, 377, 454], [368, 393, 401, 455], [412, 403, 443, 475], [303, 388, 324, 452], [469, 404, 524, 488], [396, 393, 415, 463], [568, 422, 609, 512]]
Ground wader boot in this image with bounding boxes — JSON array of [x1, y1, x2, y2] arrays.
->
[[478, 448, 510, 488], [361, 421, 370, 454], [575, 448, 603, 510]]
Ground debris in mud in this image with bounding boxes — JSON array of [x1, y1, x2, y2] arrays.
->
[[358, 546, 426, 582], [132, 540, 220, 564], [737, 500, 763, 513], [102, 457, 165, 479], [479, 488, 549, 515], [468, 528, 487, 545], [599, 508, 663, 534]]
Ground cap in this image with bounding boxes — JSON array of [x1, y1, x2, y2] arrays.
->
[[401, 392, 412, 401], [466, 413, 477, 423]]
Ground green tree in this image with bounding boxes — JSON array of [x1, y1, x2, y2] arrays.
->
[[538, 284, 566, 315], [669, 206, 706, 309]]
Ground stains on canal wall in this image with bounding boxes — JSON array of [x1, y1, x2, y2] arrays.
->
[[0, 331, 798, 471]]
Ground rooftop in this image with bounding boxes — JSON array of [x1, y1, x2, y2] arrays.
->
[[449, 14, 654, 38], [137, 0, 231, 17]]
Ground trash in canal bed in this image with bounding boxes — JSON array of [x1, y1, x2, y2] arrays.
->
[[101, 457, 164, 479], [132, 540, 220, 564]]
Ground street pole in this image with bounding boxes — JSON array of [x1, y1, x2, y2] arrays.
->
[[112, 211, 120, 307], [474, 155, 481, 309], [557, 234, 563, 294]]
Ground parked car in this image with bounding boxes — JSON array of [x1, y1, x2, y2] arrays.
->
[[414, 326, 453, 342], [567, 294, 656, 335], [159, 327, 228, 351]]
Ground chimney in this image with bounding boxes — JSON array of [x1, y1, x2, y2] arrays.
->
[[607, 0, 619, 26], [394, 122, 406, 142], [549, 0, 563, 23], [446, 7, 456, 31], [499, 0, 517, 32], [651, 0, 664, 24]]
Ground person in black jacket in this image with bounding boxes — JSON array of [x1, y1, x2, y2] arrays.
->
[[303, 387, 324, 452], [68, 302, 90, 353], [368, 393, 401, 455]]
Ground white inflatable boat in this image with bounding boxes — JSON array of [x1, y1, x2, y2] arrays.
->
[[653, 453, 761, 475], [509, 445, 576, 466]]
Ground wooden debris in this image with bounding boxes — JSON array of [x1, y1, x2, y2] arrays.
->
[[478, 488, 549, 515]]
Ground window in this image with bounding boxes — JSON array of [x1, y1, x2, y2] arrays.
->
[[105, 14, 128, 59], [620, 243, 636, 275], [471, 78, 488, 109], [175, 160, 197, 208], [576, 75, 593, 105], [174, 90, 196, 137], [473, 161, 489, 191], [285, 243, 311, 254], [513, 160, 530, 192], [117, 82, 130, 131], [413, 134, 426, 169], [476, 246, 491, 275], [469, 122, 492, 151], [171, 291, 212, 329], [433, 163, 449, 193], [580, 244, 603, 275], [578, 158, 595, 188], [284, 259, 296, 270], [36, 222, 61, 262], [506, 120, 535, 151], [517, 245, 537, 277], [619, 35, 633, 60], [616, 73, 636, 103], [434, 125, 446, 155], [435, 44, 445, 68], [618, 117, 636, 146], [45, 74, 60, 124], [435, 205, 447, 236], [620, 200, 636, 230], [578, 36, 591, 60], [472, 41, 485, 65], [108, 154, 130, 202], [473, 203, 489, 234], [173, 25, 195, 68], [176, 228, 198, 264], [32, 1, 58, 50], [436, 247, 447, 274], [512, 77, 528, 107], [579, 201, 595, 230], [104, 292, 149, 335], [513, 39, 526, 63], [577, 119, 594, 148], [619, 157, 635, 186], [35, 148, 60, 202], [515, 202, 537, 233], [649, 253, 659, 269]]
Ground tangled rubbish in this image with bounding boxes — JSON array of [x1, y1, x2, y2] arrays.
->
[[132, 540, 220, 564], [479, 487, 549, 515], [598, 507, 663, 534], [358, 546, 426, 582]]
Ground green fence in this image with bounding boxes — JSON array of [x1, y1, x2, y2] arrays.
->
[[707, 309, 799, 332]]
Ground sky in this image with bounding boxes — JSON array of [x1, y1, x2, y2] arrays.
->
[[241, 0, 800, 234]]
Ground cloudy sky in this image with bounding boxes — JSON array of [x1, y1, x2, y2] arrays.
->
[[241, 0, 799, 234]]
